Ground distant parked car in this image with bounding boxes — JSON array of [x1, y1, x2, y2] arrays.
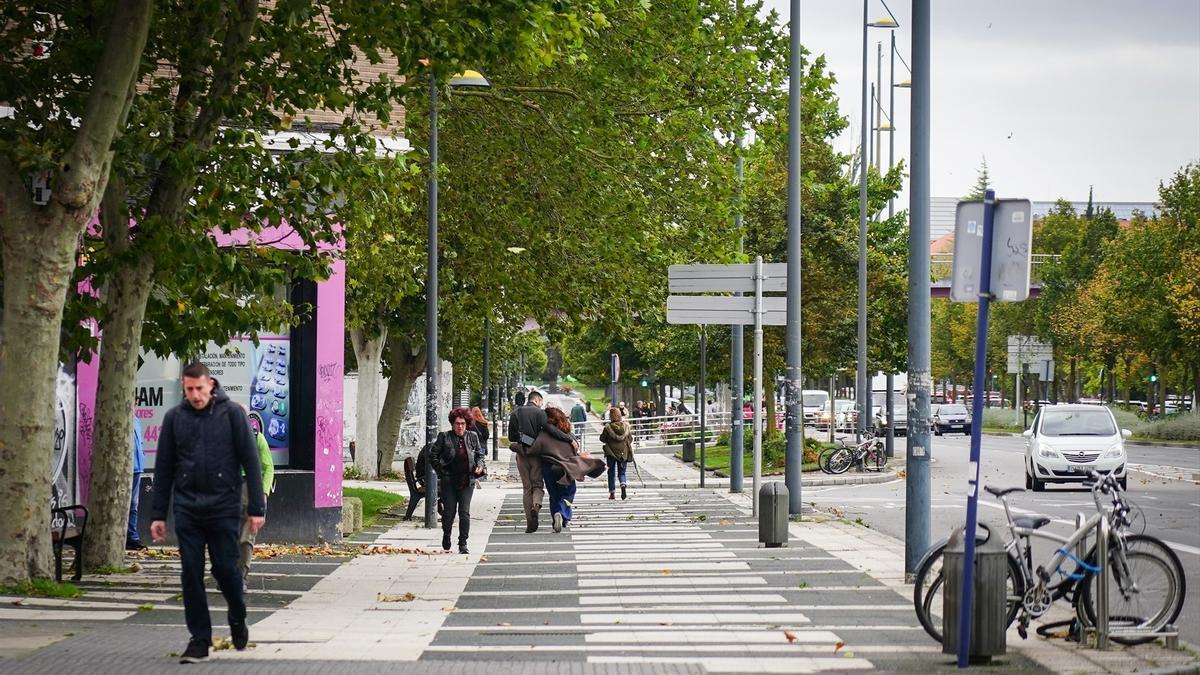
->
[[1023, 404, 1128, 492], [802, 390, 830, 425], [871, 390, 907, 436], [931, 404, 972, 435]]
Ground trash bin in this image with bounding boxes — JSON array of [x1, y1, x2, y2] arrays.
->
[[942, 526, 1007, 661], [681, 439, 696, 463], [758, 482, 789, 548]]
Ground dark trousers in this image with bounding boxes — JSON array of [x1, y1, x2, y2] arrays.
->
[[175, 508, 245, 642], [440, 478, 475, 546], [127, 473, 142, 544]]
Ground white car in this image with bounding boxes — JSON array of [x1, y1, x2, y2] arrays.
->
[[802, 390, 830, 425], [1023, 404, 1129, 492]]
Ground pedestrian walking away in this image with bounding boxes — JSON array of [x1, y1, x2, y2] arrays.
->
[[507, 390, 574, 533], [470, 406, 490, 448], [126, 416, 147, 551], [149, 362, 265, 664], [570, 398, 588, 448], [237, 403, 275, 592], [430, 407, 486, 554], [599, 407, 634, 500], [530, 407, 605, 532]]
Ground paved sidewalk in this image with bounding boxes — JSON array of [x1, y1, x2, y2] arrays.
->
[[2, 449, 1196, 673]]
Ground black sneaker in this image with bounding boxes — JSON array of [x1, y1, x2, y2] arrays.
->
[[125, 540, 147, 551], [621, 484, 627, 500], [231, 621, 249, 651], [458, 544, 469, 555], [441, 532, 451, 551], [179, 638, 209, 663]]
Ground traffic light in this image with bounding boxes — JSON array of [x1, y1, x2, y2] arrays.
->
[[1149, 371, 1158, 383], [640, 376, 649, 387]]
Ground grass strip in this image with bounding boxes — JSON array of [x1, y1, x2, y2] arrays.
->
[[343, 487, 405, 528]]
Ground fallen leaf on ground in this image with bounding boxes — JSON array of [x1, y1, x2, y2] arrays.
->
[[377, 592, 416, 602], [784, 630, 798, 643], [834, 640, 845, 653], [662, 569, 671, 576], [212, 637, 233, 651], [497, 622, 511, 627]]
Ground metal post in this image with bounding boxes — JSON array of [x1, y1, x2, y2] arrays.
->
[[731, 137, 745, 494], [1096, 515, 1110, 649], [905, 0, 932, 579], [886, 371, 895, 458], [424, 73, 440, 529], [483, 317, 492, 460], [610, 353, 619, 409], [752, 256, 764, 516], [958, 189, 997, 668], [857, 0, 870, 446], [784, 0, 804, 514], [828, 376, 836, 443], [875, 41, 882, 171], [699, 327, 707, 488], [888, 31, 897, 218], [491, 384, 499, 460]]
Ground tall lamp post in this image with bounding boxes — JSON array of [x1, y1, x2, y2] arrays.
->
[[425, 67, 490, 529], [859, 4, 899, 442], [882, 34, 911, 459]]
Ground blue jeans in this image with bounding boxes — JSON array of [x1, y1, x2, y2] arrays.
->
[[606, 459, 627, 493], [541, 465, 576, 522], [127, 473, 142, 544]]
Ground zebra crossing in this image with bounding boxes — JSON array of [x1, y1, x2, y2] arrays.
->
[[422, 486, 941, 673]]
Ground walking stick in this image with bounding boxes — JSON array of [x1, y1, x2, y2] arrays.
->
[[630, 455, 646, 489]]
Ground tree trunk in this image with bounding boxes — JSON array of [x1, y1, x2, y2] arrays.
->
[[764, 376, 778, 439], [0, 219, 78, 583], [87, 255, 154, 571], [1191, 364, 1199, 417], [350, 324, 386, 480], [1069, 357, 1078, 403], [1122, 356, 1133, 404], [0, 0, 151, 586], [376, 336, 424, 474]]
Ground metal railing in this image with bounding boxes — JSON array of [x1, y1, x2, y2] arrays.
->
[[580, 412, 733, 450], [930, 252, 1059, 284]]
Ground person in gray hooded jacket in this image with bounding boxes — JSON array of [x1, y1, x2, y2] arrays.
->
[[149, 362, 264, 663]]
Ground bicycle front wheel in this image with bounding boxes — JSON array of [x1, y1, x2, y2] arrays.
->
[[826, 447, 853, 474], [818, 446, 839, 474], [1078, 533, 1185, 644]]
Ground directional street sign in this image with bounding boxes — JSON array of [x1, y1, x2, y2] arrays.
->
[[1006, 335, 1053, 373], [951, 199, 1033, 303], [668, 263, 788, 294], [666, 295, 787, 326]]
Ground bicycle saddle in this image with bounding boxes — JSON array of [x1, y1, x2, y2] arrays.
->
[[984, 485, 1024, 497], [1013, 515, 1052, 530]]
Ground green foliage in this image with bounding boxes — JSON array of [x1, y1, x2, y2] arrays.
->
[[0, 579, 82, 599], [343, 464, 364, 480], [342, 487, 405, 528], [1133, 415, 1200, 441]]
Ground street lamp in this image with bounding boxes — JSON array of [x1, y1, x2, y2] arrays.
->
[[425, 66, 490, 528], [858, 2, 900, 442]]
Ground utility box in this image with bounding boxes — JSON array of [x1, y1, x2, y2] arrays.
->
[[681, 439, 696, 463], [942, 527, 1008, 662], [758, 482, 789, 548]]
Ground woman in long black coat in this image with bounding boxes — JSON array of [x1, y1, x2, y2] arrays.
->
[[429, 407, 487, 553]]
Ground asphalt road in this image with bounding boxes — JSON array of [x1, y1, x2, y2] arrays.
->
[[803, 430, 1200, 646]]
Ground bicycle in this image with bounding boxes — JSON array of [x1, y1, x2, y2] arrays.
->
[[820, 429, 885, 474], [912, 470, 1185, 646]]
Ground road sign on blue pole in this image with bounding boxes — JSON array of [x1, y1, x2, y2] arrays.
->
[[957, 189, 998, 668]]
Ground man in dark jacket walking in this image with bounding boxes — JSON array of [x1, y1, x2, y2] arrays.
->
[[149, 362, 265, 663], [507, 390, 576, 533]]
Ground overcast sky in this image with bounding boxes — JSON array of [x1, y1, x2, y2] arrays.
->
[[759, 0, 1200, 203]]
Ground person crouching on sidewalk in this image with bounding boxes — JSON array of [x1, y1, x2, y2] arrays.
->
[[599, 407, 634, 500], [530, 407, 605, 532], [431, 407, 486, 554]]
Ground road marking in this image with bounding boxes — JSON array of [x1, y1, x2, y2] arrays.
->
[[588, 655, 875, 673], [1160, 539, 1200, 556]]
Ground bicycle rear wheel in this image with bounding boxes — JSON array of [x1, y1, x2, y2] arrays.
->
[[913, 538, 1025, 644], [826, 447, 853, 474], [863, 445, 886, 472], [1078, 534, 1185, 645]]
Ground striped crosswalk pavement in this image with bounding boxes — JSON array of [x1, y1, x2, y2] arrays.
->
[[422, 486, 940, 673]]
